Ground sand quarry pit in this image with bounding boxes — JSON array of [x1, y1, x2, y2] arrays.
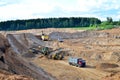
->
[[0, 28, 120, 80]]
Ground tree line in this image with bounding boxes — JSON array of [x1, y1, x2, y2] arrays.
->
[[0, 17, 102, 31]]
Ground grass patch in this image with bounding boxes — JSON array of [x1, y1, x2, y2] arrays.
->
[[72, 25, 115, 31]]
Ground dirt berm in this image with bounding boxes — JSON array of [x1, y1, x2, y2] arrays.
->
[[0, 33, 56, 80]]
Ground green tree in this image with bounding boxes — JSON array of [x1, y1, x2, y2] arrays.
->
[[0, 17, 102, 30], [106, 17, 113, 24], [117, 19, 120, 25]]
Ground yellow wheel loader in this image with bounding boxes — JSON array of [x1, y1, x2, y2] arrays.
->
[[40, 47, 64, 60]]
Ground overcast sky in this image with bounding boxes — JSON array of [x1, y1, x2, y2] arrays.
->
[[0, 0, 120, 21]]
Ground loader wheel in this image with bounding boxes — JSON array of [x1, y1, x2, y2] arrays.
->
[[60, 56, 63, 60], [54, 55, 58, 60]]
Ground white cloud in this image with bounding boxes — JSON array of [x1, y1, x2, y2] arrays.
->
[[0, 0, 56, 20], [0, 0, 120, 21], [0, 2, 5, 5]]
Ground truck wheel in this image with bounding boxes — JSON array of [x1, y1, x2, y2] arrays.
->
[[69, 62, 70, 65], [75, 64, 78, 67], [69, 62, 71, 65]]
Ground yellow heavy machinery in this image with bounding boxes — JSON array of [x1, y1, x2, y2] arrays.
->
[[48, 50, 64, 60], [41, 35, 49, 41], [40, 47, 64, 60], [41, 31, 49, 41], [36, 31, 49, 41], [28, 46, 64, 60]]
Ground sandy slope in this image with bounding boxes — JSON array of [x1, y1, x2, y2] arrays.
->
[[0, 70, 33, 80], [0, 33, 56, 80]]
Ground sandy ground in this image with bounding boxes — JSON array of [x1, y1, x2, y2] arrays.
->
[[0, 28, 120, 80], [31, 28, 120, 80], [33, 57, 110, 80]]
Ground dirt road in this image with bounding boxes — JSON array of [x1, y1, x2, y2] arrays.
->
[[59, 60, 109, 79], [33, 57, 109, 80]]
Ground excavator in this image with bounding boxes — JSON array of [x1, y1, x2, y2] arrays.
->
[[41, 31, 49, 41], [35, 31, 49, 41]]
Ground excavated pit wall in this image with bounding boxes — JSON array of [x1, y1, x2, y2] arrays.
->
[[0, 33, 56, 80], [4, 29, 120, 63], [6, 30, 119, 63], [50, 30, 120, 62]]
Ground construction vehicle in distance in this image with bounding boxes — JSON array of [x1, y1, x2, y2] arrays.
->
[[41, 47, 52, 55], [28, 46, 64, 60], [69, 57, 86, 67], [35, 31, 49, 41], [40, 47, 64, 60], [41, 31, 49, 41], [48, 48, 64, 60], [41, 34, 49, 41]]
